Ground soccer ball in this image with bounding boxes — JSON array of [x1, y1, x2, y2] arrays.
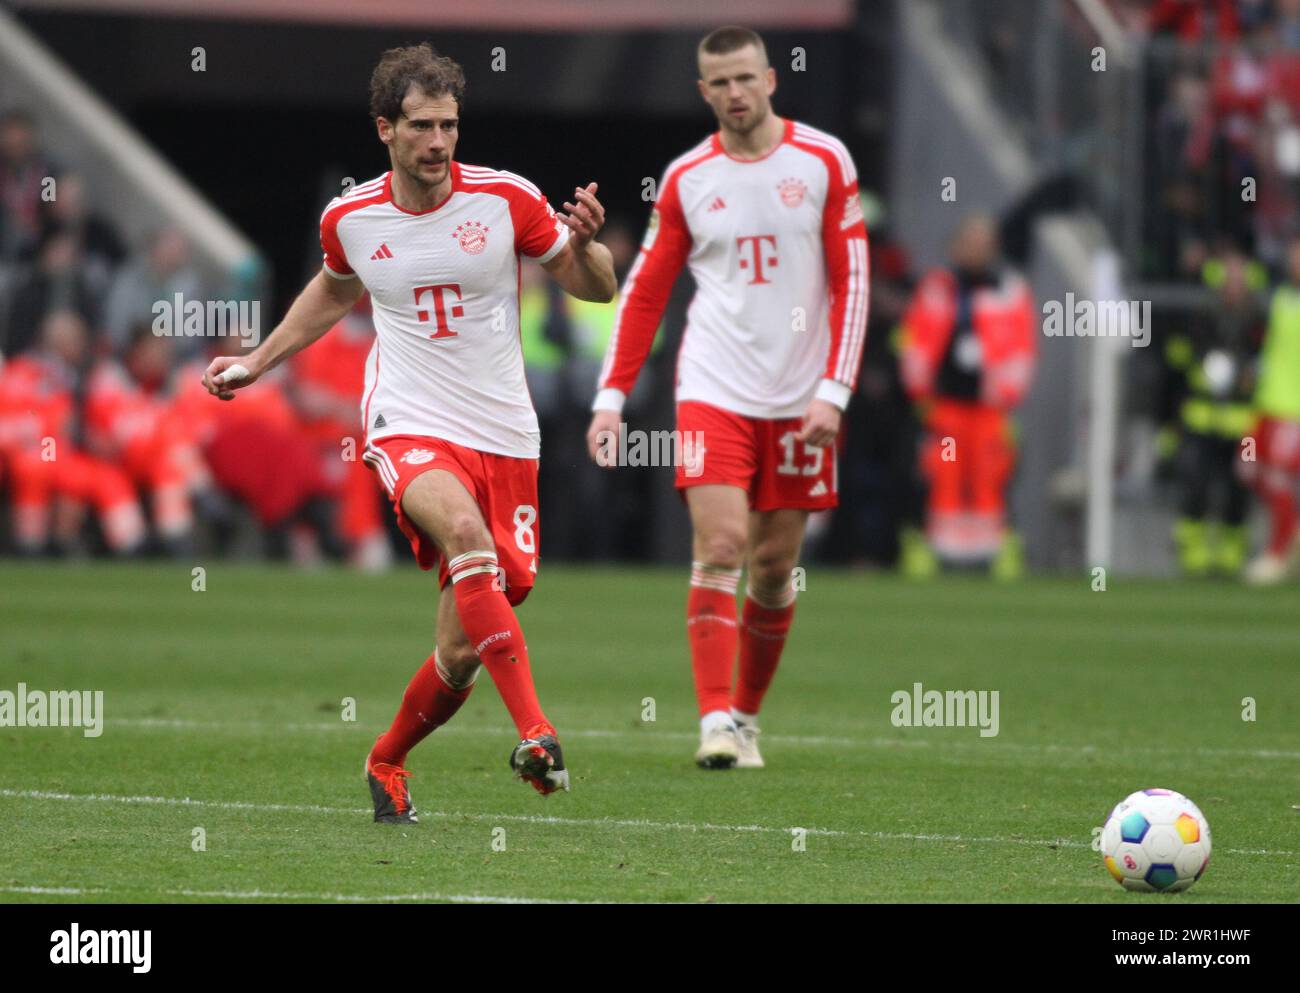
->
[[1100, 788, 1211, 892]]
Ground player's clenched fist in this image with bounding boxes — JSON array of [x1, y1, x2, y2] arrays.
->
[[202, 355, 261, 401], [586, 409, 623, 467]]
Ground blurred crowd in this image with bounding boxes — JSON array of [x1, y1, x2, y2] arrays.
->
[[0, 108, 392, 566], [5, 0, 1300, 579], [1147, 233, 1300, 583], [1139, 0, 1300, 278]]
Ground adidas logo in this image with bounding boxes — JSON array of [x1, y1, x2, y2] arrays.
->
[[808, 480, 828, 497], [370, 243, 394, 260], [373, 413, 387, 429], [707, 197, 727, 212]]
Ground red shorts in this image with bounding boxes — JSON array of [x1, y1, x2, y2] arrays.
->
[[1254, 416, 1300, 473], [674, 401, 838, 511], [363, 434, 539, 604]]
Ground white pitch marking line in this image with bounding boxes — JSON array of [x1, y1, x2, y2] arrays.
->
[[107, 717, 1300, 762], [0, 884, 586, 904], [2, 789, 1296, 857]]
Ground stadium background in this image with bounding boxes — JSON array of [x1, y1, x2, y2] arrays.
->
[[8, 0, 1293, 576]]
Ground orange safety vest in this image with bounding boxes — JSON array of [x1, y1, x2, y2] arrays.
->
[[900, 268, 1037, 410]]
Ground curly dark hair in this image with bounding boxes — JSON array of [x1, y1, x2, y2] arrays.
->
[[368, 43, 466, 122]]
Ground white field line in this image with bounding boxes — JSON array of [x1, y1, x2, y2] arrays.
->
[[107, 717, 1300, 763], [0, 884, 586, 904], [1, 788, 1295, 858]]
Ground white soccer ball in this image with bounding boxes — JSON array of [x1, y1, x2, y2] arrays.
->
[[1100, 788, 1211, 892]]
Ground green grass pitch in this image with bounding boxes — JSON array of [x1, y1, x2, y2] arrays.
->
[[1, 562, 1296, 903]]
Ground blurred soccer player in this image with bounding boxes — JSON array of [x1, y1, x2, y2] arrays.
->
[[202, 44, 615, 821], [587, 26, 869, 769], [1242, 237, 1300, 584]]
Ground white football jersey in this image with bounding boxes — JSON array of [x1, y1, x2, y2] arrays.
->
[[595, 119, 868, 419], [319, 163, 568, 458]]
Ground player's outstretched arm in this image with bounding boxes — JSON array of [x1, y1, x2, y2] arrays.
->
[[202, 269, 365, 400], [543, 182, 616, 303]]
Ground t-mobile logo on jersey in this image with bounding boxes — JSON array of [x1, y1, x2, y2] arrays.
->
[[736, 234, 778, 285], [413, 283, 464, 339]]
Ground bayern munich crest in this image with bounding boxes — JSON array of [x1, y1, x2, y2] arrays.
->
[[778, 177, 807, 207], [452, 220, 489, 255]]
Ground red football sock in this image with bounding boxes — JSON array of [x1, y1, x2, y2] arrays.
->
[[370, 650, 475, 768], [687, 562, 741, 716], [1264, 479, 1298, 555], [448, 550, 550, 738], [732, 584, 796, 716]]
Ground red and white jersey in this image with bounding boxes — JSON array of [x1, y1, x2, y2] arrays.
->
[[319, 163, 569, 458], [594, 118, 869, 419]]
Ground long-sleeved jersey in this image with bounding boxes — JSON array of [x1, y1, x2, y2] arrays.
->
[[593, 118, 869, 418]]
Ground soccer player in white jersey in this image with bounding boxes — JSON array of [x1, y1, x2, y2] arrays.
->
[[587, 26, 869, 769], [203, 44, 615, 822]]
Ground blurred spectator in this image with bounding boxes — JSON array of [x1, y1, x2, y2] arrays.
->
[[3, 224, 102, 357], [1151, 72, 1212, 277], [1148, 0, 1243, 43], [0, 310, 145, 556], [1279, 0, 1300, 48], [898, 214, 1037, 578], [561, 221, 664, 561], [289, 295, 391, 570], [41, 173, 125, 302], [1241, 236, 1300, 583], [172, 335, 343, 562], [0, 109, 58, 265], [1162, 249, 1265, 575], [84, 325, 211, 556], [104, 226, 204, 357]]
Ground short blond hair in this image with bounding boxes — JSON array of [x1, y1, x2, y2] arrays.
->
[[697, 26, 768, 66]]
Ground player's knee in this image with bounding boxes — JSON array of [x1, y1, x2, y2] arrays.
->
[[442, 513, 492, 558], [697, 528, 746, 569], [748, 545, 797, 590]]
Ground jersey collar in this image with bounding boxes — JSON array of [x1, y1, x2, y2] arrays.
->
[[712, 117, 791, 164], [385, 162, 460, 216]]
